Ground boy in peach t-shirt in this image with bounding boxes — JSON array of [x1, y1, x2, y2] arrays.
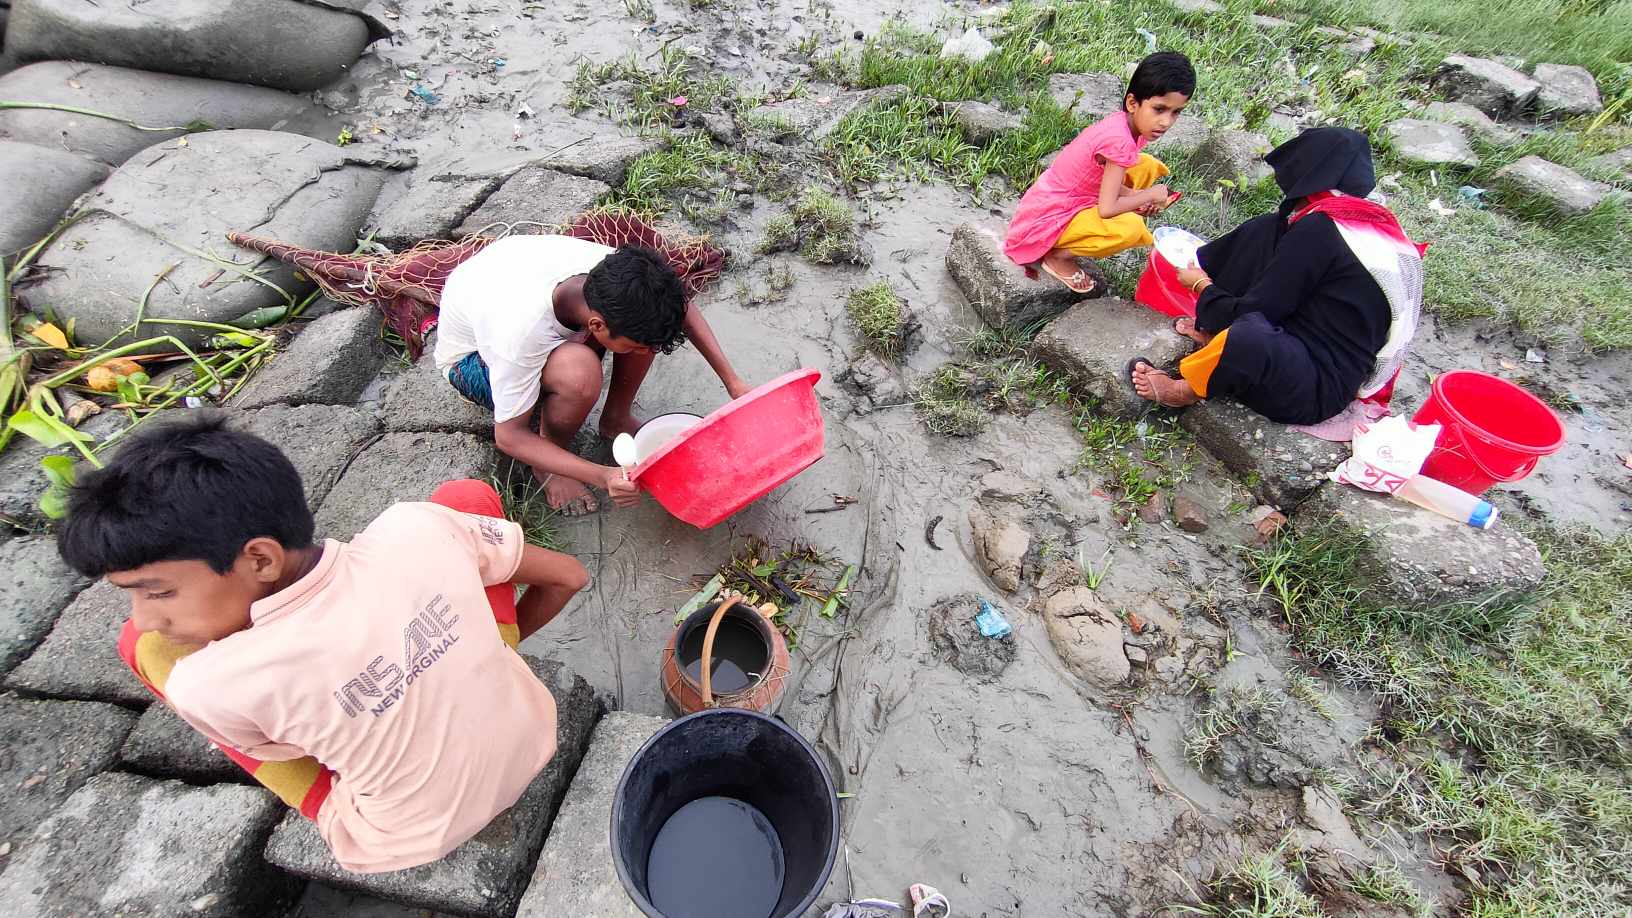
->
[[57, 415, 589, 873]]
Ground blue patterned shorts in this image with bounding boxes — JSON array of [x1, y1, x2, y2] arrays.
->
[[446, 351, 494, 410]]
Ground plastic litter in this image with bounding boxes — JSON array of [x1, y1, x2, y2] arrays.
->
[[1329, 415, 1439, 494], [1136, 28, 1159, 52], [1458, 184, 1487, 207], [408, 84, 439, 105], [975, 598, 1012, 639], [940, 28, 994, 63]]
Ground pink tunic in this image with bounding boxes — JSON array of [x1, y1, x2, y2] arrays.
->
[[1003, 112, 1147, 265]]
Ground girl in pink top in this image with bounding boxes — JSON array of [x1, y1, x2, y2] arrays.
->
[[1005, 52, 1196, 292]]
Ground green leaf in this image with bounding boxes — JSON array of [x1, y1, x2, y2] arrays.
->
[[229, 305, 290, 329], [39, 485, 68, 519], [7, 409, 91, 448], [750, 562, 777, 576], [40, 455, 76, 488]]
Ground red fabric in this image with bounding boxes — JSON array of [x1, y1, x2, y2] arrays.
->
[[1290, 191, 1429, 256], [428, 479, 518, 628]]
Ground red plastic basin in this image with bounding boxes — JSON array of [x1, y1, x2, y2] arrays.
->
[[631, 368, 825, 528]]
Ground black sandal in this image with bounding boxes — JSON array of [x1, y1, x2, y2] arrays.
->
[[1126, 356, 1153, 394]]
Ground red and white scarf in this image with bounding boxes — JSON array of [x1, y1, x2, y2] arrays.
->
[[1290, 191, 1428, 404]]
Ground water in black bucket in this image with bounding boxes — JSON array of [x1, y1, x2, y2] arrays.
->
[[612, 709, 840, 918], [646, 796, 785, 918], [678, 614, 768, 694]]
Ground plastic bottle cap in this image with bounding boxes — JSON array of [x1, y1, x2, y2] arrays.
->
[[1469, 501, 1496, 530]]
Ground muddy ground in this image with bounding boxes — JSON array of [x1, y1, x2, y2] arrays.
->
[[270, 0, 1629, 914]]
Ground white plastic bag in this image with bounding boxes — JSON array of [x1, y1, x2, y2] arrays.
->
[[940, 28, 994, 63], [1329, 415, 1440, 494]]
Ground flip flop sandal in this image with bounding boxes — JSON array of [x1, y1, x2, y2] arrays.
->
[[910, 884, 951, 918], [1039, 261, 1095, 294], [1126, 356, 1153, 394]]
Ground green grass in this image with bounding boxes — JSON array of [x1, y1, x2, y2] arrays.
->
[[845, 280, 909, 358], [1175, 838, 1326, 918], [493, 470, 566, 552], [567, 45, 737, 130], [1246, 523, 1632, 913], [757, 188, 869, 265]]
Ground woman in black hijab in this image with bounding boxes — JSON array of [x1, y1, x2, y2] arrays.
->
[[1130, 128, 1423, 426]]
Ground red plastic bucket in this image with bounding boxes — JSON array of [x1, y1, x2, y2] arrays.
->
[[1133, 247, 1199, 318], [1410, 370, 1565, 495], [631, 368, 825, 528]]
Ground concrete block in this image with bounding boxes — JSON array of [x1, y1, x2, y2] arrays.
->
[[946, 222, 1093, 332], [1180, 398, 1346, 508], [1298, 484, 1545, 610], [232, 404, 384, 510], [264, 656, 601, 918], [0, 536, 89, 676], [1434, 55, 1540, 119], [4, 579, 148, 707], [378, 345, 495, 435], [1386, 118, 1478, 168], [0, 772, 296, 918], [453, 167, 609, 237], [1031, 297, 1193, 417], [312, 432, 496, 539], [368, 171, 510, 250], [0, 694, 138, 859], [742, 85, 908, 142], [1494, 155, 1611, 219], [534, 134, 666, 185], [120, 701, 247, 785], [515, 712, 668, 918], [232, 307, 388, 409]]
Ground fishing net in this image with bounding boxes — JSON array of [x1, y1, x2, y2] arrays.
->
[[227, 210, 727, 358]]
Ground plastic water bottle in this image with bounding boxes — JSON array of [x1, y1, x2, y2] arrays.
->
[[1395, 475, 1499, 530], [976, 598, 1012, 639]]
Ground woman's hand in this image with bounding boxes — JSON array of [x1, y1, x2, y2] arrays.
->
[[1176, 265, 1211, 292]]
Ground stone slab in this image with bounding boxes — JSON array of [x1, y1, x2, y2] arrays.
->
[[0, 772, 296, 918], [1180, 398, 1346, 509], [947, 222, 1092, 332], [5, 0, 372, 92], [119, 701, 248, 786], [4, 579, 148, 707], [1588, 146, 1632, 181], [1532, 63, 1602, 118], [1386, 118, 1478, 168], [1434, 55, 1540, 119], [230, 403, 383, 510], [378, 343, 495, 435], [1494, 155, 1611, 219], [0, 694, 138, 859], [1148, 112, 1212, 155], [1185, 129, 1273, 188], [943, 100, 1022, 144], [1047, 72, 1124, 116], [1298, 484, 1545, 610], [0, 140, 109, 255], [515, 711, 667, 918], [312, 432, 497, 539], [534, 134, 666, 186], [265, 656, 601, 918], [233, 306, 388, 410], [1421, 101, 1519, 145], [453, 167, 609, 237], [368, 171, 510, 250], [1031, 297, 1193, 418], [19, 129, 384, 350], [0, 535, 89, 676], [0, 61, 321, 167], [743, 85, 908, 142]]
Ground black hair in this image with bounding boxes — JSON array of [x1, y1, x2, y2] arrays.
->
[[1126, 51, 1196, 104], [583, 246, 689, 354], [57, 413, 314, 577]]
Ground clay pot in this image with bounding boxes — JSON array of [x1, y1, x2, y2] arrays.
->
[[661, 598, 790, 716]]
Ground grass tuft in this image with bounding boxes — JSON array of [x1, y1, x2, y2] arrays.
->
[[845, 281, 910, 358], [757, 188, 870, 265]]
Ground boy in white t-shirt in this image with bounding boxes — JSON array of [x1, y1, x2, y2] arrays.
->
[[434, 235, 750, 515]]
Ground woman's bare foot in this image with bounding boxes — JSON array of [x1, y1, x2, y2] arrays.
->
[[597, 412, 643, 440], [542, 473, 599, 516], [1172, 316, 1214, 346], [1131, 361, 1202, 408]]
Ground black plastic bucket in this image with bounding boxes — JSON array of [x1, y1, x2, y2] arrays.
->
[[611, 709, 840, 918]]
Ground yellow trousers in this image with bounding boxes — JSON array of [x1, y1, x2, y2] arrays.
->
[[1053, 154, 1170, 258], [1178, 328, 1229, 398]]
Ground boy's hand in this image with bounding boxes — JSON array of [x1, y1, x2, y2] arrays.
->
[[725, 376, 754, 401], [603, 469, 641, 508]]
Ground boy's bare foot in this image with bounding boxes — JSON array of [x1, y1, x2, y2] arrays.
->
[[1130, 360, 1202, 408], [543, 474, 599, 516], [597, 412, 643, 440], [1172, 316, 1213, 346]]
